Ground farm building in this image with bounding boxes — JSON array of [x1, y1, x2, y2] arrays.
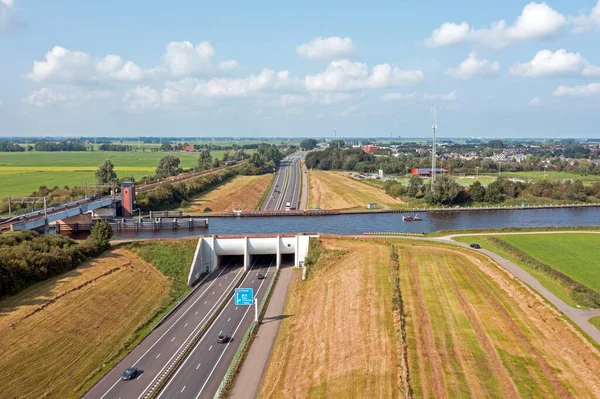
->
[[411, 168, 448, 176]]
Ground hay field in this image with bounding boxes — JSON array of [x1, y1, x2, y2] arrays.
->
[[180, 174, 273, 213], [398, 241, 600, 398], [259, 239, 398, 398], [308, 171, 404, 210], [0, 249, 168, 399]]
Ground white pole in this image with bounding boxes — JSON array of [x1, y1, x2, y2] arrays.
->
[[254, 297, 258, 324]]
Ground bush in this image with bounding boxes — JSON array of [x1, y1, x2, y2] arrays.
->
[[0, 231, 105, 297], [89, 220, 114, 249]]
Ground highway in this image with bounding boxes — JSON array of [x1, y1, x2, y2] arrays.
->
[[155, 257, 276, 399], [260, 154, 302, 211], [83, 260, 246, 399]]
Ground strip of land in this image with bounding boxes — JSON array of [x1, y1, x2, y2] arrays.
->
[[180, 174, 273, 213], [308, 170, 404, 210]]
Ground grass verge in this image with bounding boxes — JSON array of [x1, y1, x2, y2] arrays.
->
[[591, 316, 600, 331]]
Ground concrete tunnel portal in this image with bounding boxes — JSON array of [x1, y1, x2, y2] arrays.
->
[[187, 234, 317, 286]]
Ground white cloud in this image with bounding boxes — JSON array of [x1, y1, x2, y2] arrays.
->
[[313, 92, 358, 105], [25, 87, 112, 107], [123, 86, 160, 112], [446, 52, 500, 80], [163, 41, 237, 76], [570, 1, 600, 32], [510, 49, 600, 78], [296, 37, 355, 60], [381, 92, 417, 102], [424, 22, 470, 47], [192, 69, 299, 98], [337, 104, 361, 117], [553, 83, 600, 97], [304, 59, 423, 92], [424, 2, 566, 49], [424, 90, 457, 101], [528, 96, 543, 106], [1, 0, 14, 7], [25, 46, 148, 82]]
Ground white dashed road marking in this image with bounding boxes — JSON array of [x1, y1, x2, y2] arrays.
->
[[156, 353, 161, 359], [196, 363, 201, 370], [181, 386, 186, 393], [171, 337, 176, 342], [209, 345, 213, 351], [184, 323, 188, 328]]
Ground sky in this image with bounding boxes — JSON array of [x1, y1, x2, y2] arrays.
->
[[1, 0, 600, 138]]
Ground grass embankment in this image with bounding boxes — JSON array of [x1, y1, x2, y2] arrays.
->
[[308, 170, 404, 210], [259, 239, 398, 398], [394, 240, 600, 398], [0, 150, 230, 197], [454, 233, 600, 309], [0, 239, 197, 399], [179, 174, 273, 213], [591, 317, 600, 330]]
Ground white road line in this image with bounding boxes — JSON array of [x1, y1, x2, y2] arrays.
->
[[98, 262, 234, 399], [252, 280, 254, 283], [212, 291, 215, 295], [134, 264, 247, 399], [227, 317, 231, 322], [155, 260, 260, 399], [181, 386, 186, 393], [196, 363, 201, 370], [184, 323, 188, 328], [155, 353, 161, 359], [204, 300, 208, 304], [171, 337, 176, 342], [195, 311, 198, 315], [209, 345, 213, 351], [195, 260, 274, 398], [235, 306, 238, 311]]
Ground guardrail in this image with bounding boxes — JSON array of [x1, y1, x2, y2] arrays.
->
[[213, 269, 280, 398], [143, 269, 248, 399]]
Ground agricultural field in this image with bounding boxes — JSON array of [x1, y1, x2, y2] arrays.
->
[[259, 239, 398, 398], [502, 170, 600, 185], [308, 170, 404, 210], [0, 240, 197, 399], [0, 150, 230, 197], [396, 241, 600, 398], [455, 233, 600, 309], [179, 174, 273, 213]]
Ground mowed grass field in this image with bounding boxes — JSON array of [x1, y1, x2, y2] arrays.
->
[[308, 171, 404, 210], [0, 150, 229, 197], [396, 241, 600, 398], [259, 239, 398, 398], [179, 174, 273, 213], [0, 249, 167, 399], [455, 233, 600, 308]]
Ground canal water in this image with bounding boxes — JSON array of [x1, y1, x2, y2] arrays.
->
[[114, 207, 600, 239]]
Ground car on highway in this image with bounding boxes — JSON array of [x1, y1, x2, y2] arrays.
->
[[470, 243, 481, 249], [121, 367, 138, 381], [257, 273, 265, 279], [217, 333, 229, 343]]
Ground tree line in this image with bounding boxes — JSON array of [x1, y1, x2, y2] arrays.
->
[[98, 144, 133, 151], [0, 142, 30, 152], [33, 141, 87, 151], [0, 222, 113, 297]]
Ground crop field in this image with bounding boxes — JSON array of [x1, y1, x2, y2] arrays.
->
[[0, 249, 168, 399], [308, 171, 404, 210], [259, 239, 398, 398], [179, 174, 273, 213], [396, 241, 600, 398], [0, 150, 230, 197]]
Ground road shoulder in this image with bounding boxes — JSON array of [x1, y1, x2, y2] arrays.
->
[[228, 266, 297, 399]]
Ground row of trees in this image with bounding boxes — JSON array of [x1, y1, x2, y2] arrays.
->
[[0, 142, 30, 152], [384, 174, 600, 206], [33, 141, 87, 151], [98, 144, 133, 151], [0, 222, 113, 297]]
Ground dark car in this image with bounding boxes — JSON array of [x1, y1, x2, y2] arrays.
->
[[470, 243, 481, 249], [121, 367, 138, 381], [257, 273, 265, 280], [217, 333, 228, 343]]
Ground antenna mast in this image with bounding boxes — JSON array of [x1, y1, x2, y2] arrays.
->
[[431, 105, 439, 190]]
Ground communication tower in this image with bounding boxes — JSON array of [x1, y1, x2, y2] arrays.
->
[[431, 105, 439, 190]]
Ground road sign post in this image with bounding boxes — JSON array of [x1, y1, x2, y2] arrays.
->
[[234, 288, 254, 306]]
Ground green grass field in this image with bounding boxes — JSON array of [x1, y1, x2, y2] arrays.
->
[[0, 150, 233, 197], [455, 233, 600, 308]]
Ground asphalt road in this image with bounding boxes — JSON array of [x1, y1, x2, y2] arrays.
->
[[155, 257, 276, 399], [260, 155, 302, 211], [83, 261, 245, 399]]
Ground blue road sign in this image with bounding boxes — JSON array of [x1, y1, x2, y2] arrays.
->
[[234, 288, 254, 306]]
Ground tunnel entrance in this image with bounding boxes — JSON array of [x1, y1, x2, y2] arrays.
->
[[280, 253, 295, 268], [249, 254, 277, 269], [217, 255, 244, 269]]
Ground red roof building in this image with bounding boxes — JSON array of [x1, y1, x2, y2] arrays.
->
[[363, 145, 380, 153], [411, 168, 448, 176]]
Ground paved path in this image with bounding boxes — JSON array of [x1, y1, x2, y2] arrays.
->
[[228, 266, 297, 399], [383, 232, 600, 345], [300, 161, 309, 210]]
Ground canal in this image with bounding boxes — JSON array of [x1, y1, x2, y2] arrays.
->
[[113, 207, 600, 239]]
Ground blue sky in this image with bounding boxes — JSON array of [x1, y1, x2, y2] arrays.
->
[[1, 0, 600, 138]]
